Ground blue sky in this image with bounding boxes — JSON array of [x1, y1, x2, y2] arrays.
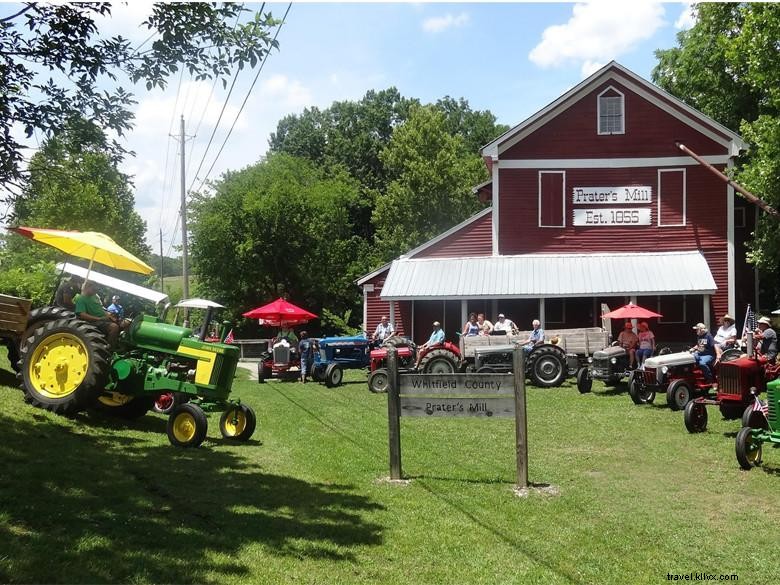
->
[[2, 1, 696, 254]]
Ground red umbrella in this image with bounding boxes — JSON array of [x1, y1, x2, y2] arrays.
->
[[601, 302, 662, 320], [242, 298, 317, 327]]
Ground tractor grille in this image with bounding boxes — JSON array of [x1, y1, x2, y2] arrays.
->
[[642, 368, 658, 386], [717, 363, 742, 398], [768, 385, 778, 427]]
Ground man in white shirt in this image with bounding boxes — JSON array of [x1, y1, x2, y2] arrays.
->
[[493, 313, 516, 334], [714, 314, 737, 362], [372, 315, 395, 345]]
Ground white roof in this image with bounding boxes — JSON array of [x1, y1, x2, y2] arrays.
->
[[379, 251, 716, 300], [57, 262, 169, 305], [175, 298, 225, 309]]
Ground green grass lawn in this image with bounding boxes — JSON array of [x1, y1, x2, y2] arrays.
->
[[1, 356, 779, 584]]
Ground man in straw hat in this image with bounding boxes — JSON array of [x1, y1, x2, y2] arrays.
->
[[713, 314, 737, 363], [755, 316, 777, 363]]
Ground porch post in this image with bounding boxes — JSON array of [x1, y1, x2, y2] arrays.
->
[[461, 300, 467, 325], [703, 294, 711, 328], [538, 298, 545, 329], [630, 295, 637, 330]]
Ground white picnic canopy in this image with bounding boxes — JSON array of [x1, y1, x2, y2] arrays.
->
[[56, 262, 168, 305]]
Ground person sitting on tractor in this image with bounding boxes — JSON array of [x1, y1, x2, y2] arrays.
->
[[74, 281, 120, 346], [275, 325, 298, 347], [635, 321, 655, 366], [477, 313, 493, 335], [462, 313, 479, 337], [713, 314, 737, 363], [618, 321, 640, 369], [372, 315, 395, 345], [416, 321, 445, 369], [54, 274, 83, 311], [493, 313, 516, 335], [690, 322, 716, 383], [519, 319, 544, 354], [107, 295, 125, 319], [755, 316, 777, 363]]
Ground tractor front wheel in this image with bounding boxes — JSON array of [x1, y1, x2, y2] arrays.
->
[[666, 379, 692, 411], [20, 318, 110, 415], [324, 363, 343, 388], [735, 426, 762, 470], [628, 376, 654, 405], [684, 401, 708, 433], [742, 404, 769, 430], [576, 367, 592, 394], [368, 368, 389, 393], [257, 363, 272, 384], [167, 403, 208, 448], [219, 404, 256, 441]]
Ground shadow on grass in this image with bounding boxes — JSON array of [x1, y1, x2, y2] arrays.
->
[[0, 410, 385, 584], [589, 387, 628, 397], [407, 474, 513, 486], [0, 366, 20, 389]]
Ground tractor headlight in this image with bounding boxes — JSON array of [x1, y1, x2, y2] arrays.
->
[[610, 357, 617, 364], [587, 357, 593, 364], [187, 369, 196, 382], [661, 366, 669, 374]]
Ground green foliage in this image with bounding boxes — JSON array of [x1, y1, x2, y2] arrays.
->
[[653, 3, 780, 274], [189, 154, 370, 329], [148, 254, 183, 278], [373, 105, 488, 260], [0, 3, 279, 208], [0, 259, 57, 307], [320, 308, 361, 337]]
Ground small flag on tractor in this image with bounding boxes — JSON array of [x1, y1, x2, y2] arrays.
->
[[752, 395, 769, 417], [224, 329, 234, 344]]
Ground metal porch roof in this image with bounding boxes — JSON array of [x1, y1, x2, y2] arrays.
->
[[379, 251, 716, 300]]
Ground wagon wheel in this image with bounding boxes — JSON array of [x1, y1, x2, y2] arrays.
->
[[684, 401, 708, 433], [735, 426, 762, 470]]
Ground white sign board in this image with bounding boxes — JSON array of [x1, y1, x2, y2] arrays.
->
[[572, 186, 652, 205], [573, 208, 651, 226]]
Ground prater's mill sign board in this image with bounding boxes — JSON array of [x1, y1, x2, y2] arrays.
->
[[572, 186, 652, 226], [385, 348, 529, 488]]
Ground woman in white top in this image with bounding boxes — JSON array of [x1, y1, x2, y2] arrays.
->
[[714, 314, 737, 362]]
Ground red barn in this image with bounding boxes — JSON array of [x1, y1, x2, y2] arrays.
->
[[358, 62, 758, 344]]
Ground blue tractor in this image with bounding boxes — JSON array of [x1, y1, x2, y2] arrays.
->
[[312, 334, 372, 387]]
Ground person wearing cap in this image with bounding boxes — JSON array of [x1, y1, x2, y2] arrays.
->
[[54, 274, 83, 311], [493, 313, 516, 334], [617, 321, 640, 369], [107, 295, 125, 320], [713, 314, 737, 362], [477, 313, 493, 335], [416, 320, 445, 368], [755, 316, 777, 363], [690, 322, 716, 382]]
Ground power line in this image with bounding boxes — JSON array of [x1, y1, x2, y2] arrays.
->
[[195, 2, 292, 193]]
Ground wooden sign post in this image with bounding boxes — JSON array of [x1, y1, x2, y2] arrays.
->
[[386, 348, 528, 488]]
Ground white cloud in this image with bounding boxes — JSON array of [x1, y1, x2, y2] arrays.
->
[[675, 2, 697, 30], [422, 12, 470, 34], [581, 60, 606, 77], [258, 74, 313, 111], [529, 2, 666, 76]]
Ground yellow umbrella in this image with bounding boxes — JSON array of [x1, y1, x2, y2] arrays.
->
[[9, 226, 154, 275]]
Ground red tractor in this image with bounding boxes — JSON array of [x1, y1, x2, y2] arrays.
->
[[367, 337, 460, 393]]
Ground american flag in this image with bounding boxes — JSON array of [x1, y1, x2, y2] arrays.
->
[[752, 394, 769, 417], [743, 304, 757, 337], [224, 329, 235, 344]]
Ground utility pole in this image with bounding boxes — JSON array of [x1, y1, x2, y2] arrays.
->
[[159, 228, 165, 293], [179, 115, 190, 302]]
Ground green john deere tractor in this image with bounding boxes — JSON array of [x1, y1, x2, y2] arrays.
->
[[735, 376, 780, 470], [18, 263, 254, 448]]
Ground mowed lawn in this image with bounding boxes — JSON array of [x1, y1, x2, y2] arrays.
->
[[1, 355, 779, 585]]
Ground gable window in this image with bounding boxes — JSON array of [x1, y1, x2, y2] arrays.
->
[[597, 87, 625, 135], [538, 171, 565, 228]]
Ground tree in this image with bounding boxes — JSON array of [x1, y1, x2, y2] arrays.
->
[[372, 105, 488, 260], [189, 154, 370, 332], [0, 2, 280, 210], [653, 3, 780, 274]]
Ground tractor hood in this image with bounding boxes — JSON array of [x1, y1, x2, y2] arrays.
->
[[318, 335, 369, 346], [474, 344, 516, 356], [643, 351, 695, 368], [593, 346, 626, 359]]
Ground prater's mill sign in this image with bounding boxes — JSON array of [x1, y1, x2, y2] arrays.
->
[[572, 185, 652, 226]]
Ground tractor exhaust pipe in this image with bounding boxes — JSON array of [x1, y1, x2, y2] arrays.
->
[[676, 142, 780, 219], [746, 331, 754, 359]]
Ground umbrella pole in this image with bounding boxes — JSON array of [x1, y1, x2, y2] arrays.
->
[[86, 252, 95, 282]]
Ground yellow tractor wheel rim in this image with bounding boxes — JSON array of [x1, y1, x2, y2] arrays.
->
[[28, 332, 89, 399], [173, 412, 197, 443], [747, 440, 761, 464], [98, 392, 133, 407], [223, 409, 246, 437]]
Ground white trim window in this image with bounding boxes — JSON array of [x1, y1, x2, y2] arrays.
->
[[538, 170, 566, 228], [657, 168, 687, 227], [597, 87, 625, 135]]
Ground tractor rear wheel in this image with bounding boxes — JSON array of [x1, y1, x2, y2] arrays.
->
[[420, 349, 458, 374], [666, 379, 692, 411], [576, 367, 592, 394], [20, 318, 110, 415], [13, 306, 77, 375], [527, 346, 566, 388], [628, 376, 654, 405], [742, 404, 769, 429], [94, 392, 154, 419], [368, 368, 389, 393], [219, 404, 256, 441], [684, 401, 708, 433], [257, 362, 272, 384], [718, 402, 744, 421], [324, 363, 343, 388], [735, 426, 762, 470], [167, 403, 208, 448]]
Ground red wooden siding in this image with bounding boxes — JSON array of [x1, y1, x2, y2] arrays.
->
[[364, 276, 407, 338], [501, 81, 728, 160], [658, 169, 685, 226], [539, 172, 565, 227], [414, 211, 493, 258]]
